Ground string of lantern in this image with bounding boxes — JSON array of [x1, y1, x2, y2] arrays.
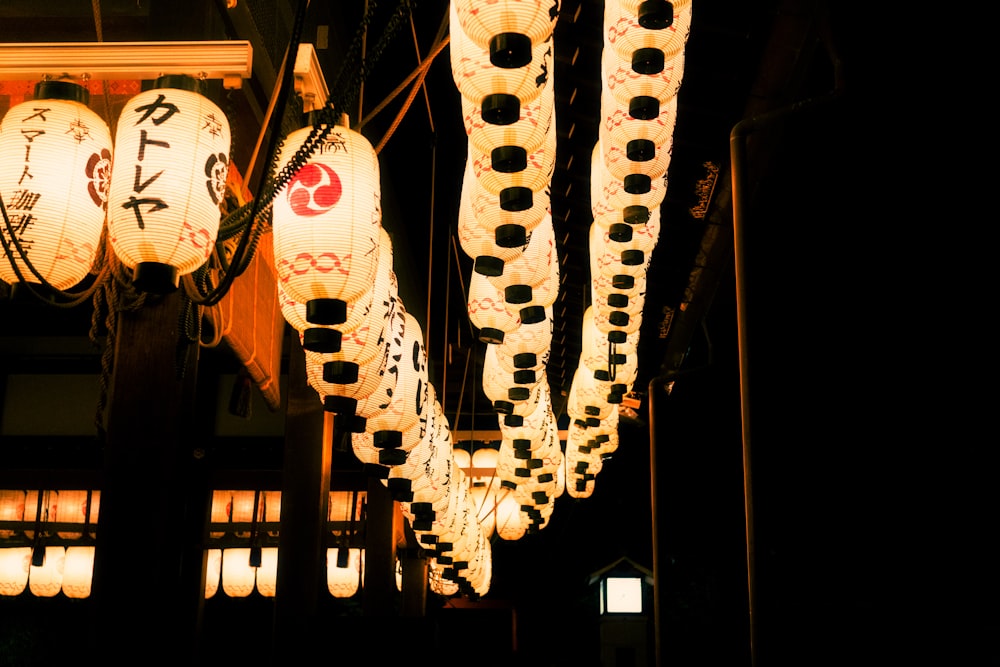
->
[[562, 0, 691, 498]]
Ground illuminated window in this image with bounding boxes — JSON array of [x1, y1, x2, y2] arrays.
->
[[604, 576, 643, 613]]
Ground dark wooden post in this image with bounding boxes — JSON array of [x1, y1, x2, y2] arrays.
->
[[271, 341, 331, 659], [89, 291, 207, 663]]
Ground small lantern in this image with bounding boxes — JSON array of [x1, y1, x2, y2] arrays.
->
[[62, 545, 96, 599], [255, 547, 279, 597], [0, 80, 112, 290], [450, 3, 554, 125], [108, 76, 231, 293], [327, 548, 364, 598], [0, 490, 25, 539], [28, 545, 65, 597], [272, 117, 381, 325], [604, 0, 692, 59], [221, 548, 256, 598], [204, 548, 222, 599], [453, 0, 559, 68], [0, 547, 30, 597]]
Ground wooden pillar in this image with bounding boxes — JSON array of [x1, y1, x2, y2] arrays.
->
[[399, 547, 429, 617], [90, 291, 207, 663], [271, 341, 330, 659], [362, 475, 400, 617]]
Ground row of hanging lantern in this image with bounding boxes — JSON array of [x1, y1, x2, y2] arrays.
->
[[0, 489, 99, 598], [269, 110, 492, 598], [450, 0, 566, 540], [563, 0, 691, 498], [0, 75, 232, 295]]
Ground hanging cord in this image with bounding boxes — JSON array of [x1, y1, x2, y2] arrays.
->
[[91, 0, 116, 137], [373, 32, 447, 154], [181, 0, 314, 308], [356, 34, 449, 132], [332, 0, 416, 118], [89, 255, 148, 442], [0, 194, 112, 308]]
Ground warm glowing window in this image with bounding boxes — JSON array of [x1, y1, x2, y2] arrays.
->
[[604, 576, 643, 613]]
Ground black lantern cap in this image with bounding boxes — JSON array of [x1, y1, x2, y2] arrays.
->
[[307, 298, 347, 325], [302, 327, 342, 353], [626, 138, 656, 162], [495, 224, 527, 248], [623, 205, 650, 225], [519, 305, 546, 324], [474, 255, 505, 277], [490, 32, 533, 68], [505, 284, 532, 304], [491, 145, 528, 173], [481, 93, 521, 126], [478, 327, 506, 344], [500, 186, 533, 211], [132, 262, 179, 294], [323, 360, 359, 385], [629, 95, 660, 120], [632, 47, 665, 75], [34, 80, 89, 104], [638, 0, 675, 29], [624, 173, 652, 194], [609, 223, 633, 242]]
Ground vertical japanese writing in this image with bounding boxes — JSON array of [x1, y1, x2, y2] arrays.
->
[[121, 96, 177, 229]]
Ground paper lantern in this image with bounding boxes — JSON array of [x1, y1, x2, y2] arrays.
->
[[0, 80, 112, 289], [487, 214, 556, 317], [600, 86, 678, 156], [108, 76, 231, 293], [465, 158, 550, 246], [462, 66, 554, 159], [471, 118, 556, 197], [450, 2, 554, 125], [28, 545, 65, 597], [255, 547, 279, 597], [22, 490, 57, 540], [0, 547, 30, 597], [362, 311, 430, 464], [453, 0, 559, 68], [458, 177, 527, 276], [0, 490, 25, 539], [221, 548, 256, 597], [272, 119, 381, 325], [204, 548, 222, 599], [327, 548, 363, 598], [602, 44, 685, 113], [55, 489, 99, 539], [591, 142, 669, 221], [467, 269, 521, 343], [605, 0, 692, 58], [62, 545, 95, 599], [600, 130, 673, 183], [495, 490, 526, 540]]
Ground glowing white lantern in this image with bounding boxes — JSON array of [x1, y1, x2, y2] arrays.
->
[[28, 545, 65, 597], [458, 177, 527, 276], [602, 44, 685, 112], [466, 159, 550, 246], [108, 76, 231, 293], [600, 86, 678, 157], [327, 548, 363, 598], [487, 214, 556, 318], [468, 269, 521, 343], [55, 489, 99, 539], [204, 548, 222, 599], [591, 143, 669, 220], [462, 66, 554, 160], [363, 311, 430, 465], [0, 490, 25, 539], [255, 547, 279, 597], [0, 81, 112, 289], [471, 119, 556, 197], [453, 0, 559, 68], [495, 490, 525, 540], [272, 118, 381, 325], [0, 547, 30, 597], [221, 548, 256, 598], [62, 545, 96, 599], [605, 0, 692, 59], [450, 3, 554, 125]]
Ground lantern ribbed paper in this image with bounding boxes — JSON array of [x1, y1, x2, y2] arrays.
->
[[605, 0, 692, 60], [453, 0, 559, 66], [272, 121, 381, 325], [451, 2, 554, 124], [108, 78, 231, 292], [0, 81, 112, 289]]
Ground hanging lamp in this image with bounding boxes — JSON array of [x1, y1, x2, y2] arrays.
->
[[0, 80, 112, 290], [108, 75, 231, 293]]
